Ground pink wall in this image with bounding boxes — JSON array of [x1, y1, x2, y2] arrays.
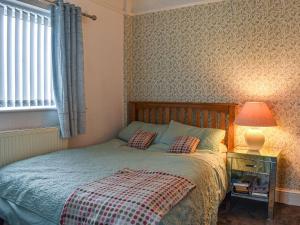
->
[[68, 0, 124, 147]]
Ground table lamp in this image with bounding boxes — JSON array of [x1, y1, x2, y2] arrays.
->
[[235, 102, 277, 151]]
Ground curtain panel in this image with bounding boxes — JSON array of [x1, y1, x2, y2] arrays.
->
[[51, 0, 86, 138]]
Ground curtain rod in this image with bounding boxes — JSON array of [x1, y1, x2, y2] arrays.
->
[[41, 0, 97, 20]]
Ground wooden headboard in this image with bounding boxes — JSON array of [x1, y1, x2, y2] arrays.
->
[[129, 102, 238, 150]]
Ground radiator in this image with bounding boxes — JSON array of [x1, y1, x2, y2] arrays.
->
[[0, 127, 68, 167]]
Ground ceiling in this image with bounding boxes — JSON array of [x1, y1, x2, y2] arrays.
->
[[91, 0, 223, 15], [129, 0, 224, 14]]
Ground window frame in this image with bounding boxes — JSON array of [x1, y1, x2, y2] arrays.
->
[[0, 0, 56, 112]]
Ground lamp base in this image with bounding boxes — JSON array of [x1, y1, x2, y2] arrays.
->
[[244, 128, 265, 151]]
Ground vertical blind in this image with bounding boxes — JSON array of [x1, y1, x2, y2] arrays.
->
[[0, 1, 55, 109]]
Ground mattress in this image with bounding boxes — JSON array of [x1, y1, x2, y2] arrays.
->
[[0, 139, 227, 225]]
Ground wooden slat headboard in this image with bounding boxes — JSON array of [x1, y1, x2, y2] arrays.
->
[[129, 102, 238, 150]]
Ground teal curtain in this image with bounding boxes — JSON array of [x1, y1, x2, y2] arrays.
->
[[51, 0, 86, 138]]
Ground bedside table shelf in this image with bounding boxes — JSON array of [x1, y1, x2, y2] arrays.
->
[[231, 192, 268, 202], [227, 147, 281, 219]]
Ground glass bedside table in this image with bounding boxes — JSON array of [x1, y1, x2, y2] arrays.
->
[[227, 147, 281, 219]]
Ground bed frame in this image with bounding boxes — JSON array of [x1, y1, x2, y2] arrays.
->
[[129, 102, 238, 150]]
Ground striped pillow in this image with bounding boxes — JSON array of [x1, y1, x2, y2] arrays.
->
[[169, 136, 200, 153], [128, 130, 157, 150]]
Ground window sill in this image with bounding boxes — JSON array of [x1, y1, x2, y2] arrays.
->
[[0, 106, 57, 113]]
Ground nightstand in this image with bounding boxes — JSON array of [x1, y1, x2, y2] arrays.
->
[[227, 147, 281, 219]]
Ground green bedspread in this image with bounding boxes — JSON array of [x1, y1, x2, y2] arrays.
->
[[0, 139, 227, 225]]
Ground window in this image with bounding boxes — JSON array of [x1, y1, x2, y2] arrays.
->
[[0, 0, 55, 111]]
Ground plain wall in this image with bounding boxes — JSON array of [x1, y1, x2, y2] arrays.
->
[[67, 0, 124, 148], [0, 110, 58, 131]]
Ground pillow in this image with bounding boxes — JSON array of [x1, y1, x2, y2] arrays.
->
[[118, 121, 168, 144], [160, 120, 225, 151], [169, 136, 200, 153], [147, 143, 170, 152], [128, 130, 157, 150], [218, 143, 228, 153]]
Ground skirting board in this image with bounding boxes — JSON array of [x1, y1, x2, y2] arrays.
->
[[276, 188, 300, 206]]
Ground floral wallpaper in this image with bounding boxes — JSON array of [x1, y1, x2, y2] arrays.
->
[[124, 0, 300, 191]]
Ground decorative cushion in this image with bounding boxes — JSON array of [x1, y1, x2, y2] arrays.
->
[[118, 121, 168, 144], [128, 130, 157, 150], [160, 120, 225, 151], [168, 136, 200, 153]]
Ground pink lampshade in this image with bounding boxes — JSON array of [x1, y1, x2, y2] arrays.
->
[[235, 102, 277, 127]]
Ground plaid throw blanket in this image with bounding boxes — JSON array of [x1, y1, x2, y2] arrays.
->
[[60, 169, 196, 225]]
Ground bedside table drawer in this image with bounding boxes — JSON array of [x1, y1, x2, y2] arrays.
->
[[231, 158, 271, 174]]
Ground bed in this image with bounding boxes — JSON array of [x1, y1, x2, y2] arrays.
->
[[0, 102, 237, 225]]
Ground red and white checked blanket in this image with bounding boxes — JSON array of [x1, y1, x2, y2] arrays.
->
[[60, 168, 196, 225]]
